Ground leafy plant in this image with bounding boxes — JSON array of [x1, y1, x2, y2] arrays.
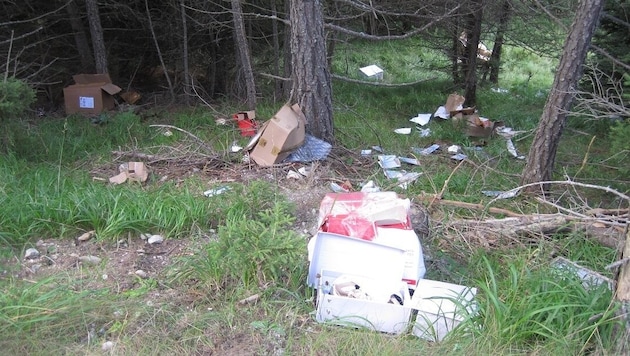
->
[[0, 78, 35, 120]]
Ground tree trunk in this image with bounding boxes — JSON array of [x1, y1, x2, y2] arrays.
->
[[231, 0, 257, 110], [85, 0, 107, 73], [614, 228, 630, 353], [521, 0, 604, 191], [489, 0, 512, 84], [290, 0, 334, 143], [463, 0, 483, 108], [271, 0, 282, 102], [66, 0, 94, 73], [145, 0, 175, 101], [180, 0, 190, 105], [283, 0, 293, 99]]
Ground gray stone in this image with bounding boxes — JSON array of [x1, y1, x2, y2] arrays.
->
[[24, 248, 40, 260]]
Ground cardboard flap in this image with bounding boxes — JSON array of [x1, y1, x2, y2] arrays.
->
[[73, 73, 112, 84], [101, 83, 122, 95]]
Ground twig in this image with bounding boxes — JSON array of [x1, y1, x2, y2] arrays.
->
[[148, 125, 215, 154], [428, 159, 465, 210], [418, 195, 524, 217], [4, 30, 13, 82], [573, 135, 596, 179], [606, 257, 630, 270], [536, 197, 627, 227], [331, 74, 437, 87], [487, 180, 630, 208]]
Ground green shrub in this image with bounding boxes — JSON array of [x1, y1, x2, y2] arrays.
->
[[0, 78, 35, 120], [609, 119, 630, 174]]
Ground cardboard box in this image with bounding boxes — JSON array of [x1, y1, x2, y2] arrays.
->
[[409, 279, 477, 341], [250, 104, 306, 166], [359, 65, 384, 80], [316, 269, 412, 335], [63, 74, 121, 115]]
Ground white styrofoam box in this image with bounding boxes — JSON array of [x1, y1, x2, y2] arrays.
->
[[409, 279, 477, 341], [373, 226, 426, 289], [316, 269, 412, 334], [307, 232, 405, 288]]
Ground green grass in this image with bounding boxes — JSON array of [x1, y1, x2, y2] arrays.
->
[[0, 34, 627, 354]]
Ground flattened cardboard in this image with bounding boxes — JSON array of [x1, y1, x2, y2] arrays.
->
[[64, 73, 122, 115], [109, 162, 148, 184], [250, 104, 306, 166]]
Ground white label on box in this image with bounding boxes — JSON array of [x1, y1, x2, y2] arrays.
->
[[79, 96, 95, 109]]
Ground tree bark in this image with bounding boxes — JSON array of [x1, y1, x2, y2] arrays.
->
[[614, 228, 630, 353], [463, 0, 483, 108], [489, 0, 511, 84], [231, 0, 256, 110], [66, 0, 94, 73], [271, 0, 282, 102], [521, 0, 604, 190], [290, 0, 334, 143], [85, 0, 107, 73]]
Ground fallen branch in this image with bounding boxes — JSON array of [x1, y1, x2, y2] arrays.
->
[[149, 124, 215, 154], [331, 74, 437, 87], [418, 194, 523, 217]]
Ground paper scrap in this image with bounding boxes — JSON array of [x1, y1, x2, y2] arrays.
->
[[378, 155, 401, 169], [410, 113, 431, 126], [394, 127, 412, 135]]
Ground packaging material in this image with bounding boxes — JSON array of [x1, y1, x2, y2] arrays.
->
[[309, 192, 425, 289], [232, 110, 257, 137], [410, 279, 478, 341], [359, 65, 384, 80], [250, 104, 306, 166], [285, 134, 332, 163], [316, 269, 412, 335], [552, 256, 614, 291], [63, 74, 122, 115], [109, 162, 148, 184]]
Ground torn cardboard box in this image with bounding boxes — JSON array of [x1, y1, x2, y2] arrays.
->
[[63, 74, 122, 115], [249, 104, 306, 166], [109, 162, 148, 184]]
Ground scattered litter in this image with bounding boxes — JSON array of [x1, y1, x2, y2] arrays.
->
[[25, 248, 40, 260], [398, 157, 420, 165], [394, 127, 412, 135], [552, 257, 614, 291], [410, 113, 431, 126], [417, 128, 431, 137], [451, 153, 467, 161], [204, 186, 231, 197], [285, 134, 332, 163], [447, 145, 460, 153], [298, 166, 311, 177], [250, 104, 305, 166], [412, 144, 440, 156], [378, 155, 401, 169], [506, 139, 525, 159], [397, 172, 422, 189], [481, 190, 519, 199], [359, 64, 384, 80], [360, 180, 380, 193], [287, 170, 302, 179], [372, 146, 384, 153], [162, 129, 173, 137], [109, 162, 149, 184], [214, 117, 228, 125], [496, 126, 526, 139], [147, 235, 164, 245], [434, 106, 449, 119], [384, 169, 404, 179], [230, 141, 242, 152], [135, 270, 148, 279], [102, 341, 114, 352], [330, 182, 350, 193], [232, 110, 257, 137], [78, 255, 102, 265], [361, 149, 372, 156], [491, 87, 509, 94]]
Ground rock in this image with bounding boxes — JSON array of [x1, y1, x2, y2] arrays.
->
[[135, 269, 148, 279], [77, 230, 95, 242], [31, 264, 42, 273], [140, 233, 151, 240], [102, 341, 114, 351], [78, 255, 102, 265], [147, 234, 164, 244], [24, 248, 40, 260]]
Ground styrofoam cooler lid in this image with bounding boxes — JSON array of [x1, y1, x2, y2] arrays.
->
[[307, 232, 406, 288]]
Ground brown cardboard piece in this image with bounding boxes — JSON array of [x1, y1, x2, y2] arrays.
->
[[249, 104, 306, 166], [63, 73, 122, 115], [109, 162, 148, 184]]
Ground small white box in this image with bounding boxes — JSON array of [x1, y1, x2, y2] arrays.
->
[[409, 279, 477, 341], [316, 270, 412, 335], [359, 65, 384, 80]]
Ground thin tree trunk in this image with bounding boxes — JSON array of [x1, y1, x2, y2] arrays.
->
[[180, 0, 190, 105], [463, 0, 483, 107], [66, 0, 94, 72], [85, 0, 107, 73], [614, 228, 630, 353], [271, 1, 281, 102], [231, 0, 256, 110], [283, 0, 292, 99], [489, 0, 512, 84], [290, 0, 334, 143], [145, 0, 175, 101], [521, 0, 604, 190]]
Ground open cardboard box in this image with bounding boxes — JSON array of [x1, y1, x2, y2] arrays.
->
[[249, 104, 306, 166], [63, 73, 122, 115]]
